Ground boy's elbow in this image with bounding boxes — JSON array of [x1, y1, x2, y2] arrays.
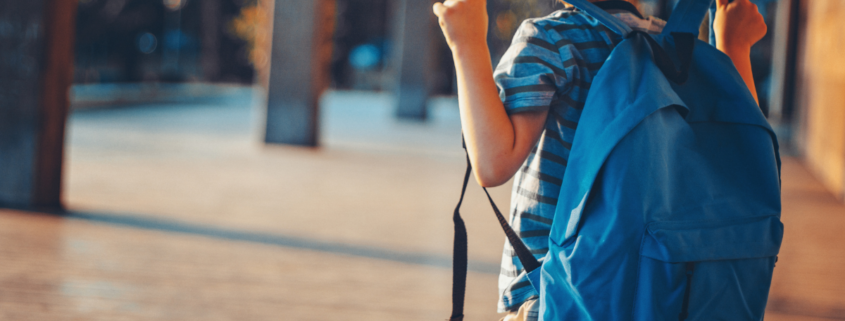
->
[[473, 165, 512, 188]]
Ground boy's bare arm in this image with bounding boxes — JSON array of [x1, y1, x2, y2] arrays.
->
[[434, 0, 547, 187], [714, 0, 767, 104]]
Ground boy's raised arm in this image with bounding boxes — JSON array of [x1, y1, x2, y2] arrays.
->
[[714, 0, 767, 104], [434, 0, 547, 187]]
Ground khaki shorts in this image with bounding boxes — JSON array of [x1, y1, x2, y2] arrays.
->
[[499, 299, 538, 321]]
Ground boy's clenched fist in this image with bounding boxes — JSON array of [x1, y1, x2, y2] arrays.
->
[[714, 0, 767, 53], [433, 0, 489, 52]]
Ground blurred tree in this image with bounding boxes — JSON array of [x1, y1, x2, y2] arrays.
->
[[229, 0, 272, 69], [229, 0, 274, 87]]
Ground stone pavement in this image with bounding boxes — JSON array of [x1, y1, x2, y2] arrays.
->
[[0, 87, 842, 320]]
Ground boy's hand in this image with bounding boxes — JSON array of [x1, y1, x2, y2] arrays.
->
[[433, 0, 489, 53], [713, 0, 767, 53]]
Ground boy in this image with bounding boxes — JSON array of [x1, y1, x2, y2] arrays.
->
[[432, 0, 767, 320]]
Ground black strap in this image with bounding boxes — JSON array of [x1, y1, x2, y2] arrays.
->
[[481, 183, 542, 273], [448, 152, 471, 321], [449, 142, 541, 321]]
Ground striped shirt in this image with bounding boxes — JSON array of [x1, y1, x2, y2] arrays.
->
[[493, 6, 665, 315]]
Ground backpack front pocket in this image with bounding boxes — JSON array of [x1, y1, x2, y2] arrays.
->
[[633, 215, 782, 321]]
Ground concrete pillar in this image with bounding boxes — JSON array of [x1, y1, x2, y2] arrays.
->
[[391, 0, 434, 120], [265, 0, 336, 146], [0, 0, 77, 209]]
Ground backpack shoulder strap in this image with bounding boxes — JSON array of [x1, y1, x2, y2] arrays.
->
[[565, 0, 714, 38], [661, 0, 714, 37]]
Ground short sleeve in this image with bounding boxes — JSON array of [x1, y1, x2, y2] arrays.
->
[[494, 20, 573, 115]]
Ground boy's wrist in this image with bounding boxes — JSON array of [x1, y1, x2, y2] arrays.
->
[[717, 42, 751, 58], [450, 40, 490, 61]]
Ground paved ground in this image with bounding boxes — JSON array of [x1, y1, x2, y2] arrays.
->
[[0, 86, 843, 320]]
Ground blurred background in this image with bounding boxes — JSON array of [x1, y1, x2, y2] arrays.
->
[[0, 0, 842, 320]]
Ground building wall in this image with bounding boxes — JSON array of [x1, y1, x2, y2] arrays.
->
[[795, 0, 845, 198]]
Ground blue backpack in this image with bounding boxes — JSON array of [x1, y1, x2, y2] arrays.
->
[[449, 0, 783, 320]]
